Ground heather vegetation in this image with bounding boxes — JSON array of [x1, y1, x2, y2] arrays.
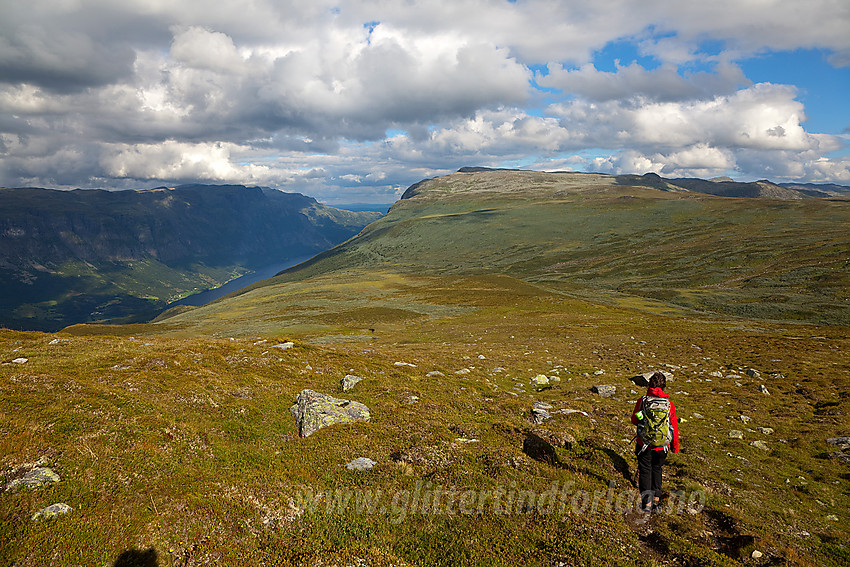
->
[[1, 170, 848, 565]]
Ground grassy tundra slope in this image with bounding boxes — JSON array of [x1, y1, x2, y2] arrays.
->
[[1, 170, 848, 566]]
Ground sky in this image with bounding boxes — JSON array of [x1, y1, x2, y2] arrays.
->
[[1, 1, 849, 204]]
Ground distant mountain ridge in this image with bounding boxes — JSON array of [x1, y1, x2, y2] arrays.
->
[[0, 184, 380, 330], [453, 167, 850, 199]]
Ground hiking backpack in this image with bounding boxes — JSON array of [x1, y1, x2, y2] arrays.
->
[[636, 395, 673, 450]]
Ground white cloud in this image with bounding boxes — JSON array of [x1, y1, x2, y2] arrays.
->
[[0, 0, 848, 198]]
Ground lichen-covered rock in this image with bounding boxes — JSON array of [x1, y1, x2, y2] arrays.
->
[[5, 467, 60, 492], [290, 389, 370, 437], [32, 503, 72, 521], [729, 430, 744, 439], [592, 384, 616, 397], [531, 374, 549, 386], [341, 374, 365, 392], [750, 440, 770, 451], [346, 457, 376, 471]]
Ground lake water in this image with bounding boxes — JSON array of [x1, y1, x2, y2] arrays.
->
[[169, 255, 314, 308]]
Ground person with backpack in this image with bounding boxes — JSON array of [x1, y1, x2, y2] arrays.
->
[[631, 371, 679, 513]]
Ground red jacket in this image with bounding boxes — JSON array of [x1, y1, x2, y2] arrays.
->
[[631, 387, 679, 453]]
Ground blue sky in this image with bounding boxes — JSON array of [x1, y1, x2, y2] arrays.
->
[[1, 0, 848, 202]]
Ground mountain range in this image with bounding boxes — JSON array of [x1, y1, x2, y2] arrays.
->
[[0, 184, 380, 331]]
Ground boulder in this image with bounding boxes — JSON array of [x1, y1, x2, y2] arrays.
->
[[758, 384, 770, 395], [746, 368, 761, 378], [826, 437, 850, 450], [729, 430, 744, 439], [341, 374, 365, 392], [630, 370, 673, 388], [592, 384, 616, 397], [290, 390, 370, 437], [5, 467, 60, 492]]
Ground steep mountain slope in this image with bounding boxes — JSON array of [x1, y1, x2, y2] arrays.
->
[[0, 185, 380, 330], [177, 169, 848, 335]]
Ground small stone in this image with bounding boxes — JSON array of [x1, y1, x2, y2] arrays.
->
[[746, 368, 761, 378], [692, 413, 704, 419], [750, 440, 770, 451], [757, 427, 774, 435], [346, 457, 376, 471], [729, 430, 744, 439], [708, 371, 723, 378], [532, 401, 554, 410], [758, 384, 770, 395], [548, 376, 560, 384], [341, 374, 365, 392], [531, 374, 549, 385], [11, 358, 28, 364], [826, 514, 839, 522], [740, 415, 752, 424], [394, 361, 417, 368], [592, 385, 616, 398], [5, 467, 60, 491], [406, 395, 420, 404], [32, 503, 72, 521], [478, 355, 486, 359], [593, 369, 605, 375], [455, 368, 471, 375], [530, 408, 552, 425], [751, 550, 763, 559], [271, 342, 295, 350], [48, 338, 68, 345], [425, 370, 445, 377]]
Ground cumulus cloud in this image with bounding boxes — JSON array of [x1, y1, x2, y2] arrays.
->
[[0, 0, 848, 200]]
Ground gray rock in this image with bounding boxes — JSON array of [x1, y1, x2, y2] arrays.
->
[[746, 368, 761, 378], [750, 440, 770, 451], [830, 452, 850, 464], [757, 427, 775, 435], [290, 390, 370, 437], [530, 408, 552, 425], [826, 436, 850, 449], [758, 384, 770, 395], [426, 370, 445, 377], [692, 413, 705, 419], [346, 457, 376, 471], [5, 467, 60, 492], [729, 430, 745, 439], [592, 384, 616, 397], [532, 401, 554, 410], [271, 342, 295, 350], [32, 503, 72, 521], [630, 370, 674, 387], [341, 374, 365, 392]]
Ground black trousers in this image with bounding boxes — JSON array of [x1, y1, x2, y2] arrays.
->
[[637, 447, 667, 508]]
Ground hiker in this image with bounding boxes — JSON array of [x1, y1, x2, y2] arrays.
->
[[631, 371, 679, 512]]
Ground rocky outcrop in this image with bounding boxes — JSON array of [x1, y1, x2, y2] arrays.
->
[[290, 390, 370, 437]]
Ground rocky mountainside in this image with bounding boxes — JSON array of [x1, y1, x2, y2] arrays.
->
[[0, 184, 381, 330]]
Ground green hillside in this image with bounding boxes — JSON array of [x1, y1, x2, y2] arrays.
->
[[154, 169, 850, 338]]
